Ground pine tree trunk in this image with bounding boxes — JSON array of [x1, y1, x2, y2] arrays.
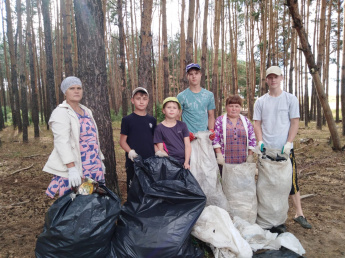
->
[[117, 0, 128, 117], [212, 0, 221, 116], [27, 0, 39, 137], [185, 0, 195, 66], [162, 0, 169, 98], [179, 0, 186, 90], [17, 0, 29, 141], [286, 0, 342, 150], [0, 62, 4, 129], [42, 0, 57, 115], [5, 0, 22, 130], [74, 0, 120, 196], [61, 0, 73, 76], [138, 0, 153, 115], [341, 1, 345, 136], [200, 0, 208, 88], [335, 0, 341, 123]]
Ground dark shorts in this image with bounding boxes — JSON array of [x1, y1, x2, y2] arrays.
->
[[290, 149, 299, 195]]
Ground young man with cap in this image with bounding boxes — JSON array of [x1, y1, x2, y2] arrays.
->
[[253, 66, 312, 232], [119, 87, 157, 192], [154, 97, 191, 169], [177, 63, 216, 140]]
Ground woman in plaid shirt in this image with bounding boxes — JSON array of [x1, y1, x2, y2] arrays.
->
[[212, 95, 256, 166]]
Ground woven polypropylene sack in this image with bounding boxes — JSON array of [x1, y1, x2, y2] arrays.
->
[[222, 163, 257, 224], [256, 149, 291, 229]]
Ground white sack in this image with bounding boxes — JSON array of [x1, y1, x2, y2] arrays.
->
[[276, 232, 306, 256], [256, 149, 291, 229], [222, 163, 257, 224], [233, 216, 280, 252], [190, 131, 229, 211], [192, 206, 253, 258]]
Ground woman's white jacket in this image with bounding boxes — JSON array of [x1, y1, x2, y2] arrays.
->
[[43, 101, 104, 178]]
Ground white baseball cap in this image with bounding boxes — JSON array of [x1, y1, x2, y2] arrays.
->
[[266, 66, 282, 77], [132, 87, 149, 97]]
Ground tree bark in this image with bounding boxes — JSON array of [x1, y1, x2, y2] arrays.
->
[[74, 0, 120, 196], [286, 0, 342, 150], [42, 0, 57, 116], [117, 0, 128, 117], [27, 0, 39, 137], [212, 0, 221, 116], [185, 0, 195, 66], [61, 0, 73, 76], [138, 0, 153, 115], [179, 0, 186, 90], [335, 0, 341, 123], [341, 0, 345, 136], [162, 0, 169, 98], [200, 0, 208, 89], [5, 0, 22, 131]]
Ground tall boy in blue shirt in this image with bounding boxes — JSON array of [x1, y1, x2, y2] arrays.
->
[[119, 87, 156, 192]]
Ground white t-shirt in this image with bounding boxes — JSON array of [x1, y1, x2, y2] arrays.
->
[[253, 91, 299, 149]]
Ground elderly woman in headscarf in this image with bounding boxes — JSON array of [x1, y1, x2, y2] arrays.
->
[[43, 76, 105, 198]]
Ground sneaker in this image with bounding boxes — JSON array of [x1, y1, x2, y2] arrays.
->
[[269, 224, 287, 234], [293, 216, 312, 229]]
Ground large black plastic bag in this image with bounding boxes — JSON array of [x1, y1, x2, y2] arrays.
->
[[112, 156, 206, 258], [35, 185, 121, 258]]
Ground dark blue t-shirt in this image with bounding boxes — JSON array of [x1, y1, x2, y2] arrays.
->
[[121, 113, 156, 165], [153, 120, 189, 164]]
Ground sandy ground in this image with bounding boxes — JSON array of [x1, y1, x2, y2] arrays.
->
[[0, 121, 344, 257]]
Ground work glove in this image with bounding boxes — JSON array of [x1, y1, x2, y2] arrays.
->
[[216, 152, 225, 165], [282, 142, 292, 155], [257, 141, 264, 152], [209, 129, 216, 141], [246, 155, 254, 163], [155, 150, 168, 157], [101, 161, 106, 174], [189, 132, 196, 142], [68, 167, 81, 187], [128, 149, 138, 161]]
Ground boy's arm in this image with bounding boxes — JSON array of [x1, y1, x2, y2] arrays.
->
[[156, 142, 168, 156], [254, 120, 263, 142], [183, 137, 191, 169], [208, 109, 215, 130], [287, 118, 299, 143], [119, 134, 131, 153]]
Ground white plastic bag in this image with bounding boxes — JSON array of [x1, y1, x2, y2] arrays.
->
[[222, 163, 257, 224], [192, 206, 253, 258], [190, 131, 229, 211], [256, 149, 291, 229]]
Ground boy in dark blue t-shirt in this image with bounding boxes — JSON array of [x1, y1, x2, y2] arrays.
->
[[119, 87, 157, 192]]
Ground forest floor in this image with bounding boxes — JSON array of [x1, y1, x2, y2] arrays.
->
[[0, 121, 345, 258]]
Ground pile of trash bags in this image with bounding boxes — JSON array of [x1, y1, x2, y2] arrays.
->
[[36, 134, 305, 257]]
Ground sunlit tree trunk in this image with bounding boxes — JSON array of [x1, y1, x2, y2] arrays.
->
[[212, 0, 221, 116], [42, 0, 57, 115], [138, 0, 153, 115], [200, 0, 208, 88], [286, 0, 342, 150], [162, 0, 169, 98], [5, 0, 22, 131], [61, 0, 73, 77], [74, 0, 120, 196], [27, 0, 39, 137], [185, 0, 195, 66]]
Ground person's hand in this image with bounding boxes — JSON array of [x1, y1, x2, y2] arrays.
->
[[184, 162, 190, 170], [209, 129, 216, 141], [216, 152, 225, 165], [189, 132, 196, 142], [101, 161, 106, 174], [128, 149, 138, 161], [282, 142, 292, 155], [155, 150, 168, 157], [246, 155, 254, 163], [68, 167, 81, 187], [257, 141, 264, 152]]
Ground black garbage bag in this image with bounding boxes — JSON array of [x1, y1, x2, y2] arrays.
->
[[253, 247, 304, 258], [35, 185, 121, 258], [112, 156, 206, 258]]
